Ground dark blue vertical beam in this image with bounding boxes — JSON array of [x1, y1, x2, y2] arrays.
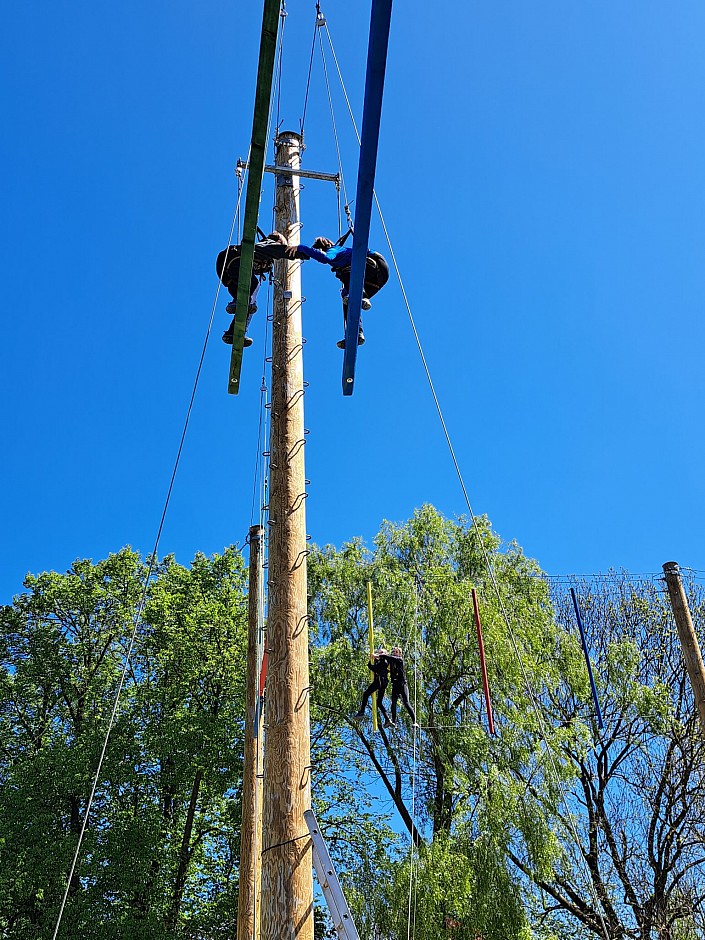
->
[[570, 588, 605, 730], [342, 0, 393, 396]]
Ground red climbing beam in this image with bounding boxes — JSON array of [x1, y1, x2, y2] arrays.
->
[[471, 589, 495, 735]]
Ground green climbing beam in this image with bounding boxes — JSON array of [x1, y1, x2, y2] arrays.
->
[[228, 0, 282, 396]]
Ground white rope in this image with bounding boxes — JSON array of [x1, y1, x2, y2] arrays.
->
[[249, 276, 273, 529], [50, 177, 247, 940], [318, 23, 350, 209], [322, 18, 611, 939]]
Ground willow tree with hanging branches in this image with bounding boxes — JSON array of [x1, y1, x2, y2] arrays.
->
[[308, 504, 574, 940], [307, 507, 705, 940]]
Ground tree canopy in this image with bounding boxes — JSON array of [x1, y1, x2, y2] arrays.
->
[[0, 547, 248, 939], [308, 506, 705, 940], [1, 508, 704, 939]]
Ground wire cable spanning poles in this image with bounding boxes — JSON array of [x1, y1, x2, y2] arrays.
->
[[319, 18, 611, 935], [228, 0, 282, 396], [342, 0, 393, 396], [50, 181, 249, 940]]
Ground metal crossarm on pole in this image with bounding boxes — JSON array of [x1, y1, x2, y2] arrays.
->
[[228, 0, 282, 396], [303, 810, 361, 940], [342, 0, 393, 396], [237, 159, 341, 184]]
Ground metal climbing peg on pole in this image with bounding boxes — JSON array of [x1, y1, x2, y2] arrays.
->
[[260, 129, 314, 940]]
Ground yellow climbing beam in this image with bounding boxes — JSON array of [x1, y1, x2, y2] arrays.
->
[[367, 581, 378, 732]]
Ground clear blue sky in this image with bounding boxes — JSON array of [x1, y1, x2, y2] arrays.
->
[[2, 1, 705, 602]]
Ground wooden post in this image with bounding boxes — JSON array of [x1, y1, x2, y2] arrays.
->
[[663, 561, 705, 737], [260, 130, 314, 940], [238, 524, 265, 940]]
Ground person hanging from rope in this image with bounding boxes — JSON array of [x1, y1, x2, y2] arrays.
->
[[302, 236, 389, 349], [386, 646, 419, 729], [353, 647, 391, 723], [217, 232, 314, 347]]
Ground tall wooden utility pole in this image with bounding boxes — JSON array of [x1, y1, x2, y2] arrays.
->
[[260, 130, 314, 940], [663, 561, 705, 737], [238, 524, 265, 940]]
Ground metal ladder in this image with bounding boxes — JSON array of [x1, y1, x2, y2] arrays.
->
[[304, 809, 361, 940]]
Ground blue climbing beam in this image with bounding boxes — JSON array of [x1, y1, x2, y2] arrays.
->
[[570, 588, 605, 730], [342, 0, 393, 396], [228, 0, 281, 396]]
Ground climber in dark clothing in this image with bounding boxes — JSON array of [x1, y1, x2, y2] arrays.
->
[[216, 232, 307, 347], [354, 648, 390, 723], [386, 646, 418, 728], [303, 237, 390, 349]]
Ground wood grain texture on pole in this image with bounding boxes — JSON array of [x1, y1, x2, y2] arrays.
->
[[238, 524, 265, 940], [663, 561, 705, 737], [260, 130, 314, 940]]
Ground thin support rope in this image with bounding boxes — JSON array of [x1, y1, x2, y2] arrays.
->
[[236, 164, 244, 243], [323, 20, 610, 938], [318, 24, 349, 208], [275, 1, 287, 132], [376, 201, 610, 940], [249, 278, 273, 528], [51, 184, 246, 940], [323, 23, 359, 148], [300, 3, 320, 137], [336, 178, 342, 239]]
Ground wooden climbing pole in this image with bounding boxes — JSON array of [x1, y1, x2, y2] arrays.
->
[[663, 561, 705, 738], [259, 130, 314, 940], [238, 524, 265, 940]]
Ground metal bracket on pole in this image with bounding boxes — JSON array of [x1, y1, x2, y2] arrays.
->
[[303, 810, 361, 940], [236, 159, 340, 184]]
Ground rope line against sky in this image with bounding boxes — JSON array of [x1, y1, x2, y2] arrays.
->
[[50, 175, 249, 940], [321, 14, 611, 934]]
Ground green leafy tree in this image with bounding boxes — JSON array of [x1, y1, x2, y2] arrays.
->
[[309, 510, 705, 940], [3, 513, 704, 940], [308, 505, 576, 939], [372, 833, 530, 940], [0, 547, 248, 940], [516, 575, 705, 940], [0, 549, 146, 938]]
